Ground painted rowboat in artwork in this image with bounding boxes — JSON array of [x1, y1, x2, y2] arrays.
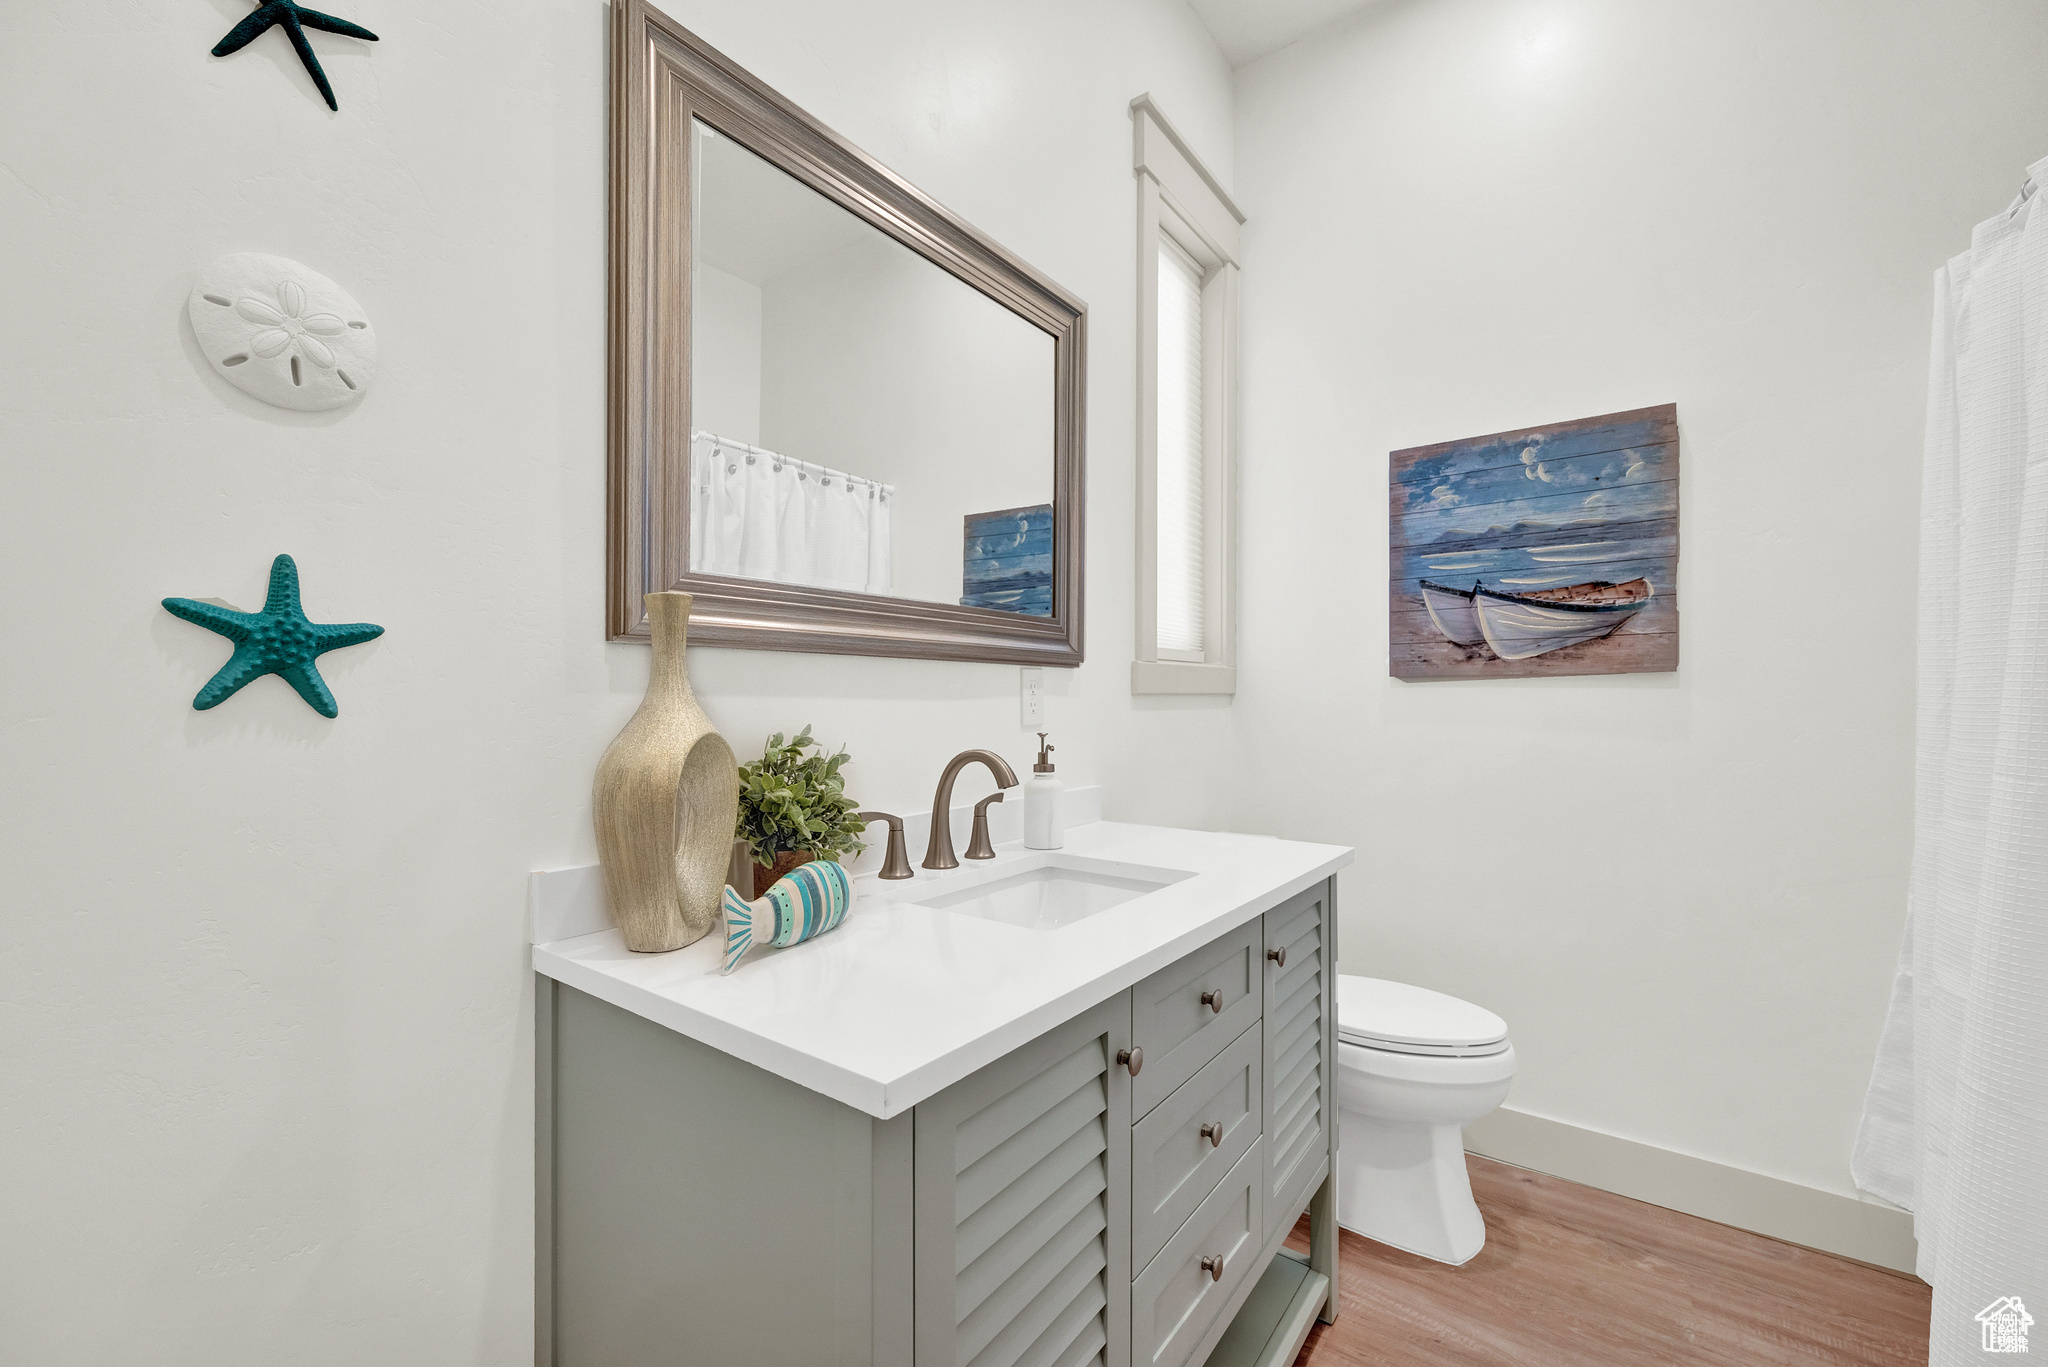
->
[[1417, 580, 1485, 646], [1470, 578, 1654, 660]]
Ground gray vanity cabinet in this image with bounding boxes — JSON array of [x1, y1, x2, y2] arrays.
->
[[537, 878, 1337, 1367], [911, 995, 1134, 1367]]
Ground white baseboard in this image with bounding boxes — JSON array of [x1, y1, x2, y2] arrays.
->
[[1463, 1106, 1920, 1276]]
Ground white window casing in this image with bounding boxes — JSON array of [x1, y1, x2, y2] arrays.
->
[[1130, 95, 1243, 696]]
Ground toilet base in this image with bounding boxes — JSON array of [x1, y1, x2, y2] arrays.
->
[[1335, 1111, 1486, 1265]]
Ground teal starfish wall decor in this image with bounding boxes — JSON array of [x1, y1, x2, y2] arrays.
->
[[211, 0, 379, 112], [163, 555, 384, 719]]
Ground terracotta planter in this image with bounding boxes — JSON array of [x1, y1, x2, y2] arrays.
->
[[591, 592, 741, 953], [752, 849, 819, 899]]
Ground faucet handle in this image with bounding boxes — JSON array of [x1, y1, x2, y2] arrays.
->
[[855, 811, 915, 880], [966, 792, 1004, 860]]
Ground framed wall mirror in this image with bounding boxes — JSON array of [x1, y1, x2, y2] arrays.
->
[[608, 1, 1087, 664]]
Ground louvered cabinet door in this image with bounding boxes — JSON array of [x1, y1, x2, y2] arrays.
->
[[1262, 881, 1332, 1243], [914, 993, 1134, 1367]]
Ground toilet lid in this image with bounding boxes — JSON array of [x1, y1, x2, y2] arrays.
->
[[1336, 976, 1508, 1055]]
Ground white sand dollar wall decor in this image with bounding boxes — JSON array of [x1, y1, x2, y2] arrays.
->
[[188, 253, 377, 412]]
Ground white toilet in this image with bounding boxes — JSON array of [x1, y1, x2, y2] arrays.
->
[[1334, 975, 1516, 1265]]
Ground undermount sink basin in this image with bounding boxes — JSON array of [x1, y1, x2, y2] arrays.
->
[[915, 854, 1192, 931]]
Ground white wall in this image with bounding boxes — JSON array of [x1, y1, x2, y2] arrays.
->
[[1231, 0, 2048, 1203], [691, 261, 763, 443], [0, 1, 1231, 1361]]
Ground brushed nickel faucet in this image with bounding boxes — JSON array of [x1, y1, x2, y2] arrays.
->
[[924, 749, 1020, 871], [854, 811, 915, 880]]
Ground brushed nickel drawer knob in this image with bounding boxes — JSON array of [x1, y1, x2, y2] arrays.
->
[[1118, 1046, 1144, 1076], [1200, 988, 1222, 1013], [1200, 1120, 1222, 1147], [1267, 946, 1287, 968], [1200, 1253, 1225, 1281]]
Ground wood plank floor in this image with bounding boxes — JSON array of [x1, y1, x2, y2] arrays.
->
[[1281, 1155, 1930, 1366]]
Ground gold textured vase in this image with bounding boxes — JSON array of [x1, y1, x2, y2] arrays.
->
[[593, 592, 741, 953]]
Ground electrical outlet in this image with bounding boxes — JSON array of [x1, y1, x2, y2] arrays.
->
[[1020, 668, 1045, 730]]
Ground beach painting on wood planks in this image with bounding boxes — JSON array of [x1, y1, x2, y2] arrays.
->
[[1390, 404, 1679, 680]]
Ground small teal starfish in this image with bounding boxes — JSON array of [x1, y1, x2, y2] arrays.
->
[[163, 555, 383, 718], [211, 0, 379, 112]]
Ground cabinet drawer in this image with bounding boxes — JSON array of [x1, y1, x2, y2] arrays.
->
[[1132, 922, 1261, 1116], [1132, 1023, 1262, 1274], [1130, 1138, 1264, 1367]]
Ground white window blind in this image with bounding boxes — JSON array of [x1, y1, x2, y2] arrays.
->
[[1155, 236, 1206, 657]]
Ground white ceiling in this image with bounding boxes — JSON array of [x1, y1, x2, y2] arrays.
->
[[1186, 0, 1379, 67]]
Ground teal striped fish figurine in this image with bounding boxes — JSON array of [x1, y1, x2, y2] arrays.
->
[[721, 858, 856, 975]]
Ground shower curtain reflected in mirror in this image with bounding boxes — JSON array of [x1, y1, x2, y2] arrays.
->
[[689, 431, 892, 595]]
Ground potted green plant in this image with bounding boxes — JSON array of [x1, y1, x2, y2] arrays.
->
[[733, 726, 869, 897]]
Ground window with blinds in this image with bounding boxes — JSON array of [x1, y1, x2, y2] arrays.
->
[[1132, 98, 1236, 695], [1155, 236, 1206, 659]]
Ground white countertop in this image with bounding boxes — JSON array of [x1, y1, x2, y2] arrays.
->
[[532, 821, 1352, 1119]]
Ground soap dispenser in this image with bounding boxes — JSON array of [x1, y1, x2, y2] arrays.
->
[[1023, 732, 1065, 850]]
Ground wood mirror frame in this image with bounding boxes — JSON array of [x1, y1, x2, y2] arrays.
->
[[607, 0, 1087, 664]]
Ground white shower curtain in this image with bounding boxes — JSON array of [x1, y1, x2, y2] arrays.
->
[[689, 433, 892, 592], [1854, 155, 2048, 1362]]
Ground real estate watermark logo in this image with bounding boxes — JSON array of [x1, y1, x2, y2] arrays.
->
[[1978, 1297, 2033, 1353]]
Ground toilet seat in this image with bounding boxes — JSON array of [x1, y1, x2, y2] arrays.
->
[[1336, 975, 1510, 1058]]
